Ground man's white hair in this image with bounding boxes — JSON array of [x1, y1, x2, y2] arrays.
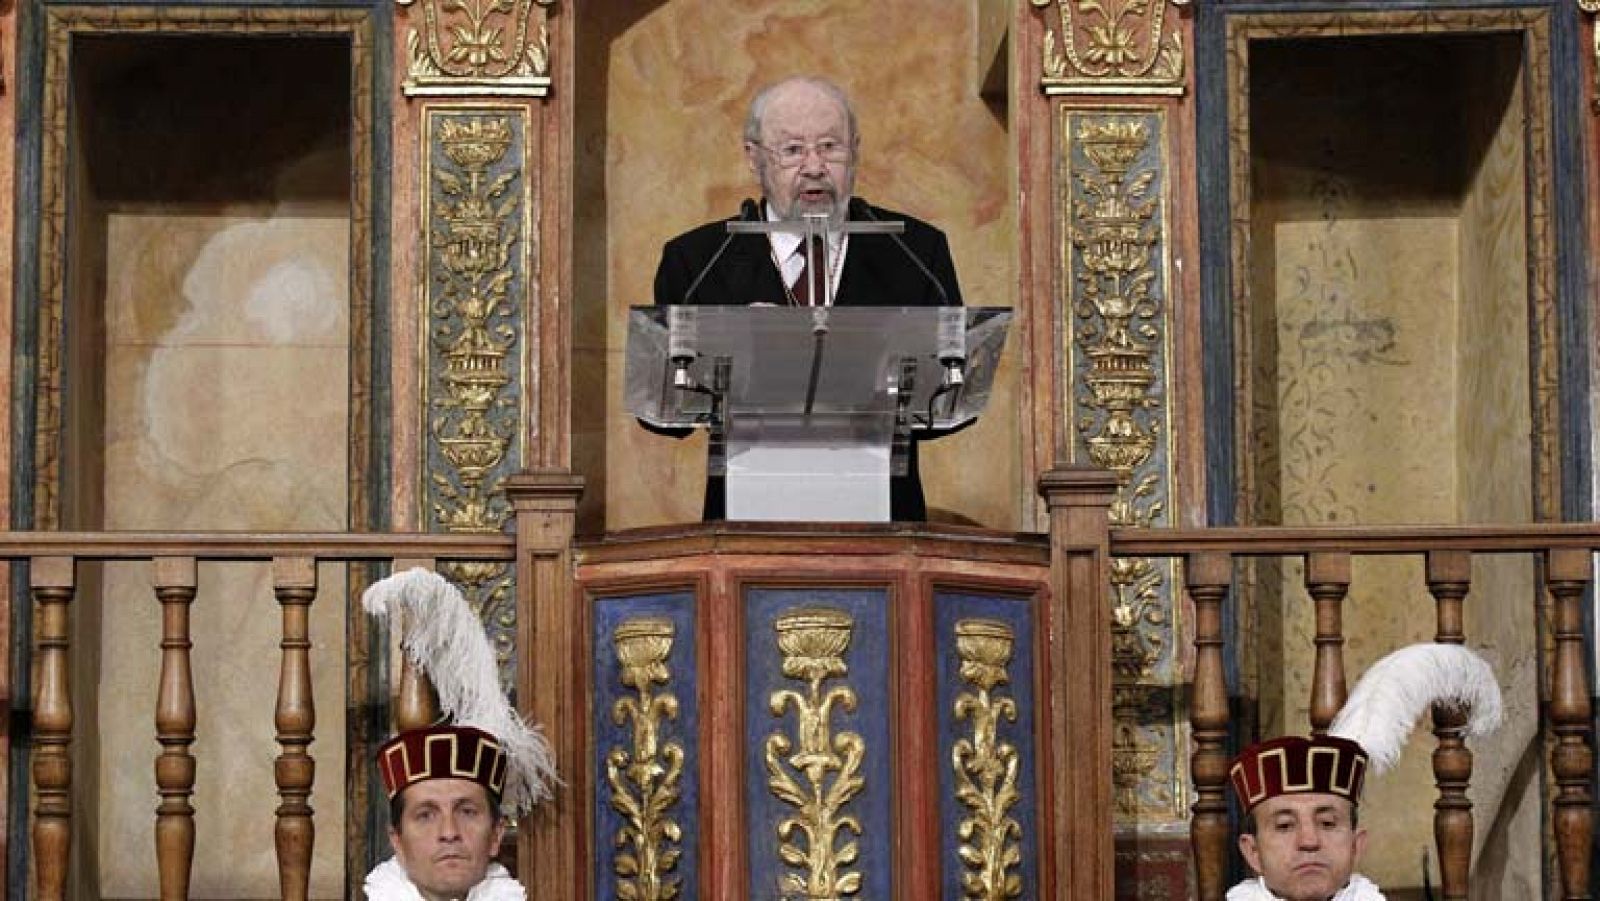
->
[[743, 76, 859, 145]]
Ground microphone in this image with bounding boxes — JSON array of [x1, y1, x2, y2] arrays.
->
[[680, 198, 759, 304], [851, 198, 964, 387], [850, 197, 953, 306], [668, 304, 698, 388]]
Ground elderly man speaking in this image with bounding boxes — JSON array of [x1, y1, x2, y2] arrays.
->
[[652, 75, 964, 522]]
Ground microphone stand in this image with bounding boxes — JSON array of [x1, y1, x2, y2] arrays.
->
[[725, 214, 903, 421]]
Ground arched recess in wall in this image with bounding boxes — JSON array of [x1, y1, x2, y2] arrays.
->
[[9, 7, 384, 897]]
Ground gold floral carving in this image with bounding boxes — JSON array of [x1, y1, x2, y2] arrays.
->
[[1067, 113, 1179, 819], [766, 608, 866, 899], [607, 618, 685, 901], [424, 111, 527, 673], [1032, 0, 1187, 95], [429, 114, 518, 534], [952, 620, 1023, 900], [397, 0, 554, 97], [1071, 118, 1161, 514], [1111, 684, 1171, 814]]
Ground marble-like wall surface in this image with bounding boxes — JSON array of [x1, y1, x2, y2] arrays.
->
[[99, 213, 349, 898], [1452, 46, 1539, 900], [573, 1, 1017, 532], [1244, 35, 1538, 892], [1256, 214, 1502, 890]]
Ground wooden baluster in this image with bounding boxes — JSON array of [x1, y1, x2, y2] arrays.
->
[[390, 557, 441, 732], [1305, 552, 1350, 735], [1426, 550, 1472, 899], [31, 556, 75, 901], [1547, 548, 1593, 901], [154, 557, 198, 900], [1188, 551, 1233, 901], [273, 557, 317, 901]]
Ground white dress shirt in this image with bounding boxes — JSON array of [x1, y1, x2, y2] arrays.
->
[[767, 203, 848, 305]]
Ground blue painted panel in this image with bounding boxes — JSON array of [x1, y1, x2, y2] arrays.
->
[[593, 592, 700, 901], [744, 587, 893, 901], [934, 591, 1039, 900]]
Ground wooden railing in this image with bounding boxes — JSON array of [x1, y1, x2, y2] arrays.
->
[[4, 531, 515, 901], [1110, 523, 1600, 901], [8, 516, 1598, 900]]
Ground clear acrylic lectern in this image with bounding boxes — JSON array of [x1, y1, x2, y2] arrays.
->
[[625, 305, 1010, 521]]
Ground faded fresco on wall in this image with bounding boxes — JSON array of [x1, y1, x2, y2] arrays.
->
[[99, 214, 349, 898]]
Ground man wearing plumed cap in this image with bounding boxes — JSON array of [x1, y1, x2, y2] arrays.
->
[[359, 568, 558, 901], [1228, 734, 1382, 901], [365, 725, 525, 901], [1227, 642, 1507, 901]]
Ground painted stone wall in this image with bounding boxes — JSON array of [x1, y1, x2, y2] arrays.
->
[[572, 1, 1018, 532], [1452, 41, 1540, 899], [98, 213, 350, 898], [1245, 36, 1537, 893]]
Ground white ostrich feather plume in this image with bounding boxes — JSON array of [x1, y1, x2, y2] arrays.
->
[[1329, 642, 1503, 775], [362, 567, 556, 817]]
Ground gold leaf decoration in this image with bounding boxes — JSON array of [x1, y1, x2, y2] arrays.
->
[[1067, 111, 1178, 819], [952, 620, 1023, 900], [397, 0, 554, 97], [1033, 0, 1187, 95], [765, 608, 866, 899], [424, 110, 527, 679], [607, 618, 684, 900]]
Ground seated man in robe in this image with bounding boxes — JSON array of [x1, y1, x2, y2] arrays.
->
[[653, 75, 963, 521], [1228, 734, 1383, 901], [366, 725, 527, 901], [1228, 642, 1507, 901], [360, 567, 556, 901]]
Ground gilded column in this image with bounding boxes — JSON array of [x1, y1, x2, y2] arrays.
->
[[1022, 0, 1194, 895], [419, 106, 535, 681], [1060, 103, 1186, 825], [401, 0, 566, 668], [396, 0, 575, 890]]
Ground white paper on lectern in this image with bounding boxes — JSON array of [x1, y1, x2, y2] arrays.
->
[[725, 444, 891, 522]]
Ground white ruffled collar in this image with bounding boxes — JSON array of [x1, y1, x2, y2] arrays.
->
[[363, 857, 526, 901], [1226, 873, 1386, 901]]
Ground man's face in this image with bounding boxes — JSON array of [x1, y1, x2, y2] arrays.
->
[[744, 82, 857, 224], [389, 778, 506, 901], [1239, 794, 1366, 901]]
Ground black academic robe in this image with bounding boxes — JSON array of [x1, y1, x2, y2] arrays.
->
[[651, 199, 963, 522]]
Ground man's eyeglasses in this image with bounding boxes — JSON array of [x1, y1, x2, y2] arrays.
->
[[752, 139, 853, 169]]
